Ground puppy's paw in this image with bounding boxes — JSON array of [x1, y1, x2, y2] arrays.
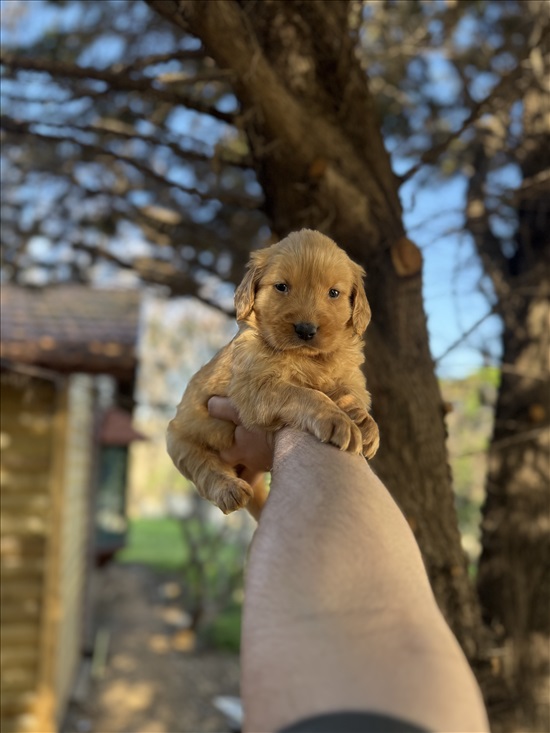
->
[[309, 410, 363, 454], [214, 476, 254, 515], [359, 415, 380, 460], [334, 398, 380, 460]]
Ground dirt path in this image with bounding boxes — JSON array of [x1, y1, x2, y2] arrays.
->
[[63, 563, 240, 733]]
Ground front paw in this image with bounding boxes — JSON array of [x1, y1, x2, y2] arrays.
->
[[308, 409, 363, 454], [211, 475, 254, 515], [359, 414, 380, 460], [334, 398, 380, 460]]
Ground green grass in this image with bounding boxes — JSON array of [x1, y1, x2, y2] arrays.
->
[[116, 517, 187, 571], [201, 606, 242, 653]]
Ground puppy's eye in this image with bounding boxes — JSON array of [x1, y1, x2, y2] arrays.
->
[[328, 288, 340, 299], [274, 283, 288, 293]]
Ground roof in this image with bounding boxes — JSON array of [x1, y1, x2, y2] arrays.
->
[[1, 285, 141, 377]]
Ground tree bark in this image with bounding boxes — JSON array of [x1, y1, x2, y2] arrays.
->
[[469, 84, 550, 730], [147, 0, 485, 658]]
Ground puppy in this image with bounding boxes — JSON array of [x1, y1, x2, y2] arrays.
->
[[167, 229, 379, 519]]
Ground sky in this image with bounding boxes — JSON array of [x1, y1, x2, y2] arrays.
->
[[1, 0, 505, 380], [400, 174, 502, 376]]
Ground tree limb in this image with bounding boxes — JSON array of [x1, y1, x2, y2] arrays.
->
[[147, 0, 405, 251], [0, 114, 261, 210], [71, 241, 232, 312], [0, 51, 236, 125], [400, 20, 550, 183]]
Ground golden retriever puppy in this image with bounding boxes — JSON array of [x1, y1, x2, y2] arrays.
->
[[166, 229, 379, 519]]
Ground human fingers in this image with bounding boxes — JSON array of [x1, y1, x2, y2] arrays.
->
[[208, 396, 242, 424], [208, 397, 273, 472], [220, 426, 273, 473]]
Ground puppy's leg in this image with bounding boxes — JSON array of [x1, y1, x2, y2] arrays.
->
[[167, 401, 256, 513], [233, 381, 363, 454], [182, 444, 255, 514], [167, 421, 254, 514]]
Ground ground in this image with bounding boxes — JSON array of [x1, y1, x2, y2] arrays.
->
[[62, 563, 240, 733]]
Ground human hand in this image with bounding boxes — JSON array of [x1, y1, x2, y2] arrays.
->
[[207, 397, 274, 486]]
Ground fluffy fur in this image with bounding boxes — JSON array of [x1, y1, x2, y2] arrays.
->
[[166, 229, 379, 519]]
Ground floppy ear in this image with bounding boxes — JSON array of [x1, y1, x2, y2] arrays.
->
[[234, 249, 268, 322], [350, 262, 371, 335]]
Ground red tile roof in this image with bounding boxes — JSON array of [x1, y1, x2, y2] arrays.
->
[[1, 285, 141, 376]]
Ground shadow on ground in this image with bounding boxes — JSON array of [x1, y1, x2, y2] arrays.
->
[[63, 563, 240, 733]]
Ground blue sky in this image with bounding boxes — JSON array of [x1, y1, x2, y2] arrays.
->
[[400, 174, 501, 376]]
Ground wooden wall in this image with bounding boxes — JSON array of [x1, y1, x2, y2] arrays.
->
[[0, 371, 95, 733]]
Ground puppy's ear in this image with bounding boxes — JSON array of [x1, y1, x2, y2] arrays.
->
[[350, 262, 371, 335], [234, 249, 268, 321]]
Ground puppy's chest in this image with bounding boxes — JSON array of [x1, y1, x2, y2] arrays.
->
[[284, 358, 342, 393]]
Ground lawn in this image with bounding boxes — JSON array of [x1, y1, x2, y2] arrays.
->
[[116, 517, 187, 571]]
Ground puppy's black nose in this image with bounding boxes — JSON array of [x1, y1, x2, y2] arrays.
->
[[294, 322, 317, 341]]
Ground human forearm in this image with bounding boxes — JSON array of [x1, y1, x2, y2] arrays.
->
[[241, 429, 489, 733]]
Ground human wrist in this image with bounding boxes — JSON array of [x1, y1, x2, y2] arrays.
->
[[250, 430, 381, 617], [253, 429, 439, 617]]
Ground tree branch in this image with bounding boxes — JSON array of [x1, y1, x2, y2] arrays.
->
[[0, 51, 236, 125], [71, 241, 232, 312], [400, 20, 550, 184], [147, 0, 405, 250], [114, 47, 207, 71], [0, 114, 261, 210], [434, 310, 495, 365], [400, 64, 526, 183], [1, 109, 253, 169]]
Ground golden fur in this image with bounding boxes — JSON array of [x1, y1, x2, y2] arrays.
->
[[166, 229, 379, 518]]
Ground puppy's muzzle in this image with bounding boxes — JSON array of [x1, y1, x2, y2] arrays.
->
[[294, 322, 318, 341]]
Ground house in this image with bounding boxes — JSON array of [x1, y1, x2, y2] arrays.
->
[[0, 285, 142, 733]]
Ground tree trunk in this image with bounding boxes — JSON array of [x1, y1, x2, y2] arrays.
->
[[469, 85, 550, 730], [147, 0, 485, 658]]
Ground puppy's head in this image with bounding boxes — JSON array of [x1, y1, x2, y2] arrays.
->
[[234, 229, 370, 354]]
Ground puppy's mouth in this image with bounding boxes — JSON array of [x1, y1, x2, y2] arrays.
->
[[292, 339, 320, 351], [260, 320, 334, 354], [266, 327, 327, 353], [291, 328, 343, 357]]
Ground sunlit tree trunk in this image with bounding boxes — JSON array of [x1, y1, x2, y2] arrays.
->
[[468, 85, 550, 731], [147, 0, 485, 659]]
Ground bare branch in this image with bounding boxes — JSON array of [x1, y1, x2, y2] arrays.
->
[[0, 51, 236, 125], [0, 114, 261, 210], [1, 111, 253, 169], [400, 63, 527, 183], [71, 241, 232, 312], [399, 17, 550, 184], [508, 169, 550, 204], [113, 48, 207, 71], [434, 310, 495, 364]]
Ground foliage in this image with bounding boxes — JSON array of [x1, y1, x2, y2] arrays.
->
[[200, 605, 241, 653], [442, 367, 498, 561], [177, 503, 250, 634], [116, 512, 249, 651]]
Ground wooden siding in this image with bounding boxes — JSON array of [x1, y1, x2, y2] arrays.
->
[[1, 372, 95, 733], [1, 372, 59, 733]]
